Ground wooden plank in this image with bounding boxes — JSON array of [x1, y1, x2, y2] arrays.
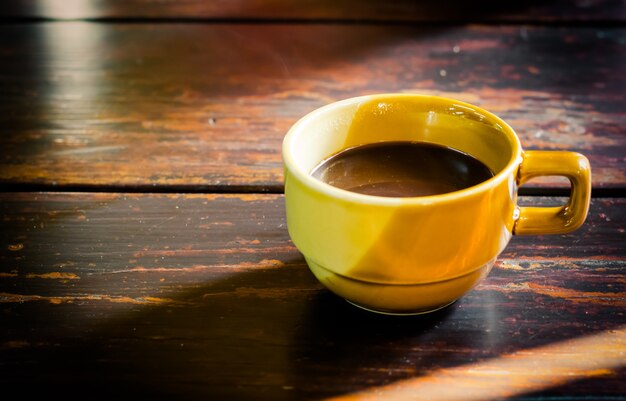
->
[[0, 0, 624, 22], [0, 24, 624, 191], [1, 193, 624, 400]]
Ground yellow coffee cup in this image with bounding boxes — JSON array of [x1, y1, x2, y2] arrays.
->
[[283, 94, 591, 315]]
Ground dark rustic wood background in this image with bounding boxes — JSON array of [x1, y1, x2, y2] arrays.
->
[[0, 0, 625, 21], [1, 1, 625, 400]]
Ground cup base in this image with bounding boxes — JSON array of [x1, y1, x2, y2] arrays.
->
[[345, 299, 456, 316], [305, 257, 495, 315]]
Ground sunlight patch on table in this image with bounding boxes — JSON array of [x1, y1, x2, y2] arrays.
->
[[326, 326, 626, 401]]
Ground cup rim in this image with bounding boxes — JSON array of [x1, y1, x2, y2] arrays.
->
[[283, 93, 523, 206]]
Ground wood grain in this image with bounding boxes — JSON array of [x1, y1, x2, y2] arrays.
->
[[1, 193, 624, 400], [0, 24, 624, 191], [0, 0, 624, 22]]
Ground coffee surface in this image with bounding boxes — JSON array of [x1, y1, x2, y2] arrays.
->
[[311, 141, 494, 197]]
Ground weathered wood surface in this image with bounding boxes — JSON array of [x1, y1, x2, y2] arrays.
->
[[0, 0, 624, 22], [0, 24, 624, 191], [1, 193, 624, 400]]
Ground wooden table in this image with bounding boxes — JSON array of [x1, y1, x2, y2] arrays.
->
[[1, 2, 625, 400]]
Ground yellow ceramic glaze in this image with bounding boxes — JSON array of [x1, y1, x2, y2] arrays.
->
[[283, 94, 591, 314], [515, 151, 591, 235]]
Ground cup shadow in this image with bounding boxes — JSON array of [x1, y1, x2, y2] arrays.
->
[[1, 255, 497, 401], [288, 290, 485, 400]]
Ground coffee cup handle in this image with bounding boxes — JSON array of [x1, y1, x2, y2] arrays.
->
[[513, 151, 591, 235]]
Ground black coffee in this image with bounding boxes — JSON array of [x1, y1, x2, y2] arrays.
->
[[311, 141, 494, 197]]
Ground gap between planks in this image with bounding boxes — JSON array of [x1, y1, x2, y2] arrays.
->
[[0, 17, 625, 27], [0, 183, 624, 198]]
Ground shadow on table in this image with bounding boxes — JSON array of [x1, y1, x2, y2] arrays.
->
[[0, 257, 496, 401], [3, 253, 625, 400]]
